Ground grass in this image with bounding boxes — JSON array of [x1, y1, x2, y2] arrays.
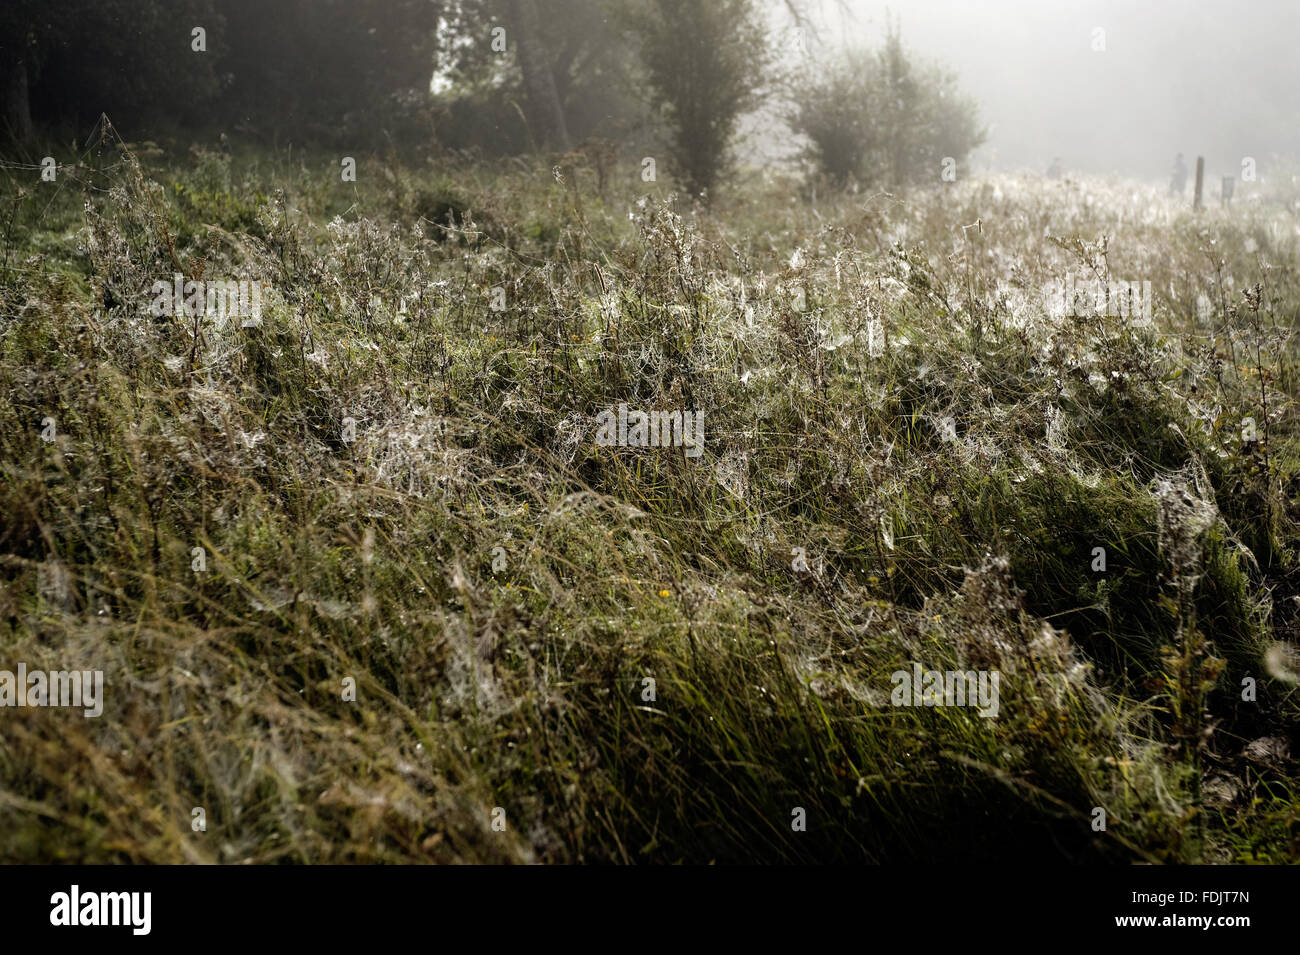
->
[[1, 125, 1298, 863]]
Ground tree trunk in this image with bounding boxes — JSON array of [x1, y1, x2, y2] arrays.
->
[[506, 0, 570, 150], [5, 57, 33, 144]]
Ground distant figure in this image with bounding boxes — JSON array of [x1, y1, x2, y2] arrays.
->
[[1046, 157, 1063, 180], [1170, 153, 1188, 195]]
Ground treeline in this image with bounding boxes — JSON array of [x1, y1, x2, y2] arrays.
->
[[0, 1, 643, 150], [0, 0, 983, 194], [1, 0, 446, 144]]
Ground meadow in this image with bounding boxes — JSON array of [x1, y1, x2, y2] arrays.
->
[[1, 127, 1297, 863]]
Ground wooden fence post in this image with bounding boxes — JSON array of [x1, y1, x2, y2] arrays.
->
[[1193, 156, 1205, 210]]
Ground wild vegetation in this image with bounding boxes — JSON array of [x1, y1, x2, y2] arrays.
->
[[786, 23, 986, 188], [1, 118, 1297, 863]]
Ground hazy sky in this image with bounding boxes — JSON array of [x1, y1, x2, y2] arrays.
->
[[796, 0, 1300, 181]]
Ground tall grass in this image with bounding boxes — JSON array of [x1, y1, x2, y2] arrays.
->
[[1, 131, 1297, 863]]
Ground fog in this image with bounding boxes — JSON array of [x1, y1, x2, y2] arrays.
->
[[797, 0, 1300, 181]]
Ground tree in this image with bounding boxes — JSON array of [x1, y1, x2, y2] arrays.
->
[[627, 0, 770, 197], [1, 0, 445, 149], [13, 0, 223, 136], [786, 50, 879, 186], [3, 47, 34, 145], [435, 0, 643, 155], [877, 22, 921, 187], [504, 0, 570, 149], [214, 0, 443, 145], [1, 2, 61, 144], [787, 24, 985, 189]]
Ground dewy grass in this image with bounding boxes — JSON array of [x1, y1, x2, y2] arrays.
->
[[0, 132, 1297, 864]]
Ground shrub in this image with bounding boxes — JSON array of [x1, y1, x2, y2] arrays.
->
[[626, 0, 770, 198], [788, 26, 985, 188]]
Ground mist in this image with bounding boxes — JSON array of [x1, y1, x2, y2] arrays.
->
[[797, 0, 1300, 180]]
